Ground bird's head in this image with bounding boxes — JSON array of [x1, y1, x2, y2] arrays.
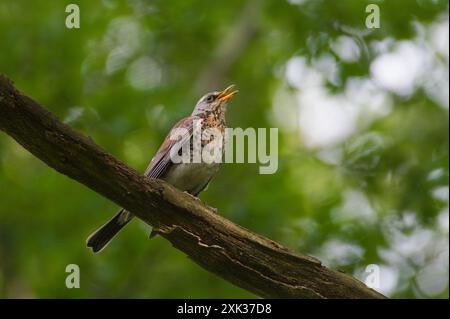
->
[[192, 84, 238, 116]]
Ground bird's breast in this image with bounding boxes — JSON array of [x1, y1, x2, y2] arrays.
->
[[163, 162, 220, 195]]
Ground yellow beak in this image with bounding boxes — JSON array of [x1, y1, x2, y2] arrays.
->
[[218, 84, 238, 102]]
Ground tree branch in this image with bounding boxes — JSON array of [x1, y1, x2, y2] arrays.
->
[[0, 75, 385, 299]]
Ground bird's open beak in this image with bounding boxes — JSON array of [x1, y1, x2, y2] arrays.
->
[[218, 84, 238, 102]]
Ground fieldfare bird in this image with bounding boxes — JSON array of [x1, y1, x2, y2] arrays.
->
[[86, 85, 238, 252]]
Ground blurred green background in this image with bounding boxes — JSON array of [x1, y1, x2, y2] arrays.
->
[[0, 0, 448, 298]]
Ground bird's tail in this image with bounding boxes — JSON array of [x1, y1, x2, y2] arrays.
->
[[86, 209, 133, 253]]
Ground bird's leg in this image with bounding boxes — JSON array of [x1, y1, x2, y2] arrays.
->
[[183, 190, 201, 201], [149, 227, 159, 239]]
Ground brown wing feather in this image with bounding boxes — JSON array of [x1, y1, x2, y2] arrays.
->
[[144, 116, 196, 179]]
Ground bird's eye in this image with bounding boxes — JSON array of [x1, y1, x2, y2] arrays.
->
[[206, 95, 215, 102]]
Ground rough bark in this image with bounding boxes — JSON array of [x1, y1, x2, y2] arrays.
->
[[0, 75, 386, 299]]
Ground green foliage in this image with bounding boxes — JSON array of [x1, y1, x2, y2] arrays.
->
[[0, 0, 448, 298]]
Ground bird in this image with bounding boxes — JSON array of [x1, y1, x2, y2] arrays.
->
[[86, 84, 238, 253]]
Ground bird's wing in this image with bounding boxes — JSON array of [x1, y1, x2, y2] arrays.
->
[[144, 116, 195, 179]]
